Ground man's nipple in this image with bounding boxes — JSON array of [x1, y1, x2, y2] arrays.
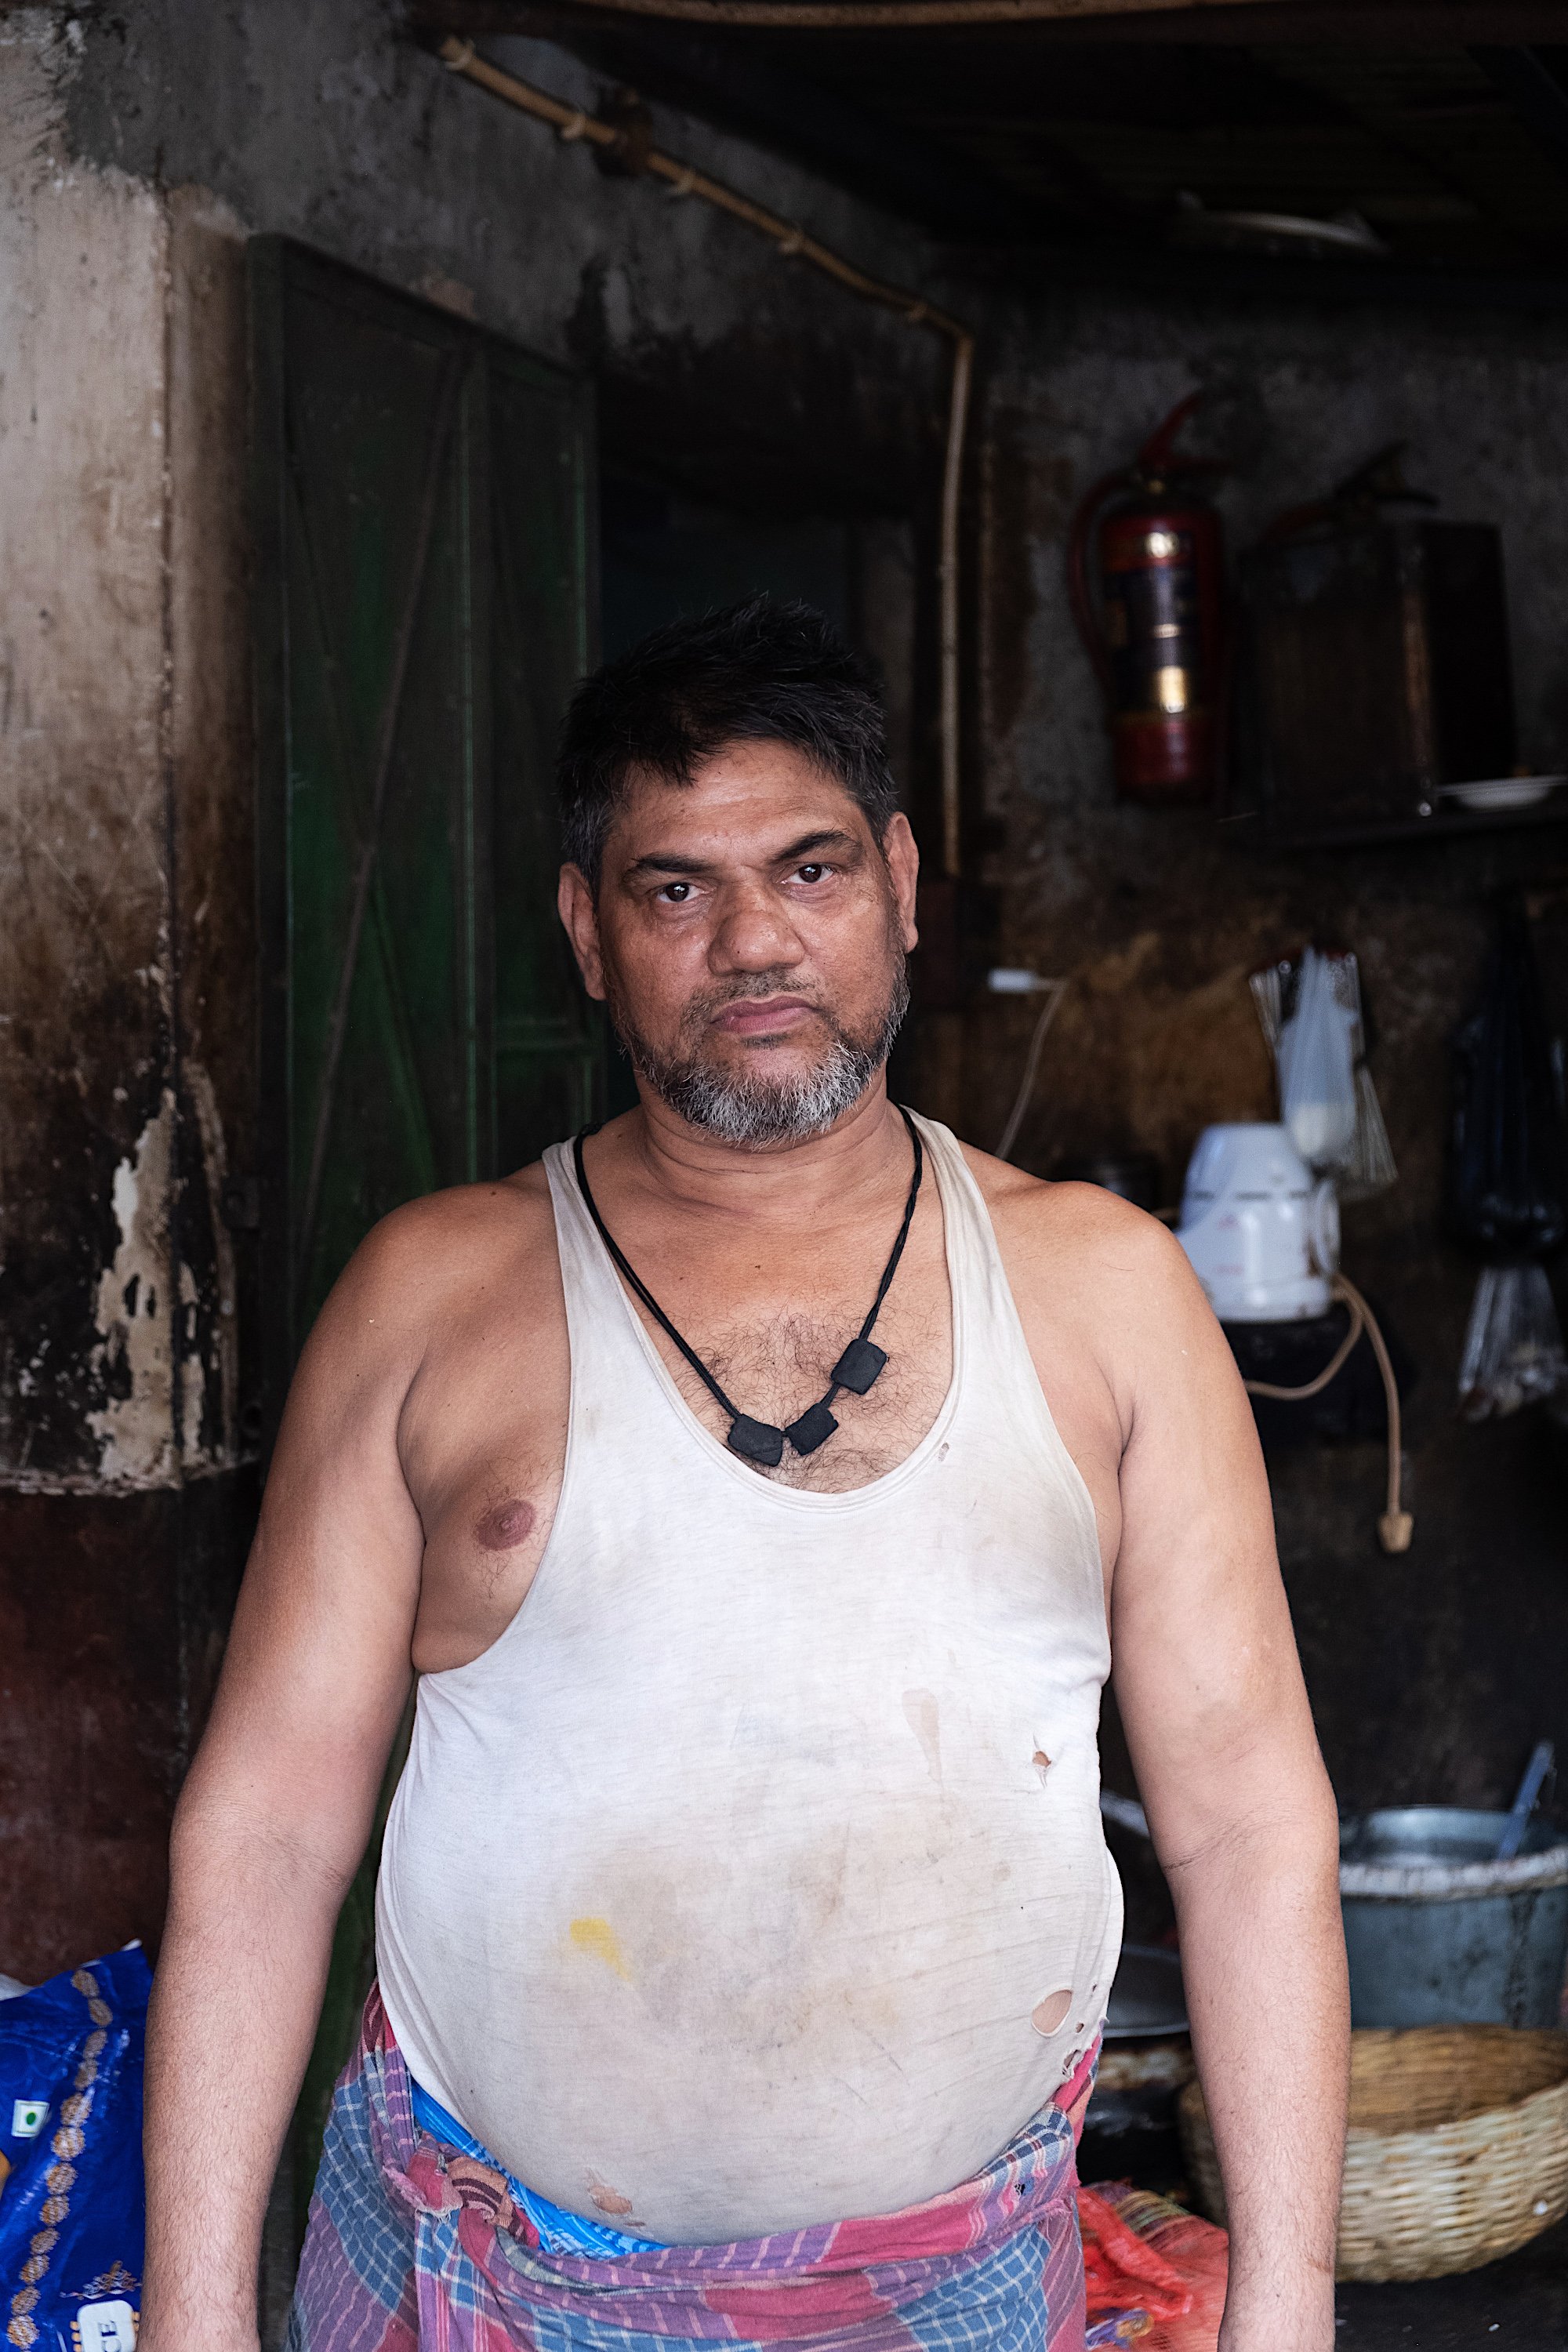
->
[[474, 1497, 536, 1552]]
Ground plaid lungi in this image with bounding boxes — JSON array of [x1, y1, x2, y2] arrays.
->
[[288, 1987, 1098, 2352]]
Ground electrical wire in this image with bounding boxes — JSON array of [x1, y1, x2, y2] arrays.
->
[[994, 981, 1066, 1163], [1242, 1292, 1365, 1403], [1243, 1270, 1411, 1555], [1338, 1271, 1413, 1555]]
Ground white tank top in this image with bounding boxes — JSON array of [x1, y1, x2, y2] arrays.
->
[[376, 1116, 1122, 2244]]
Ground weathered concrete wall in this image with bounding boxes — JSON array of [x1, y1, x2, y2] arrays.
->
[[0, 31, 252, 1496], [0, 1476, 254, 1981], [972, 284, 1568, 1886], [63, 2, 956, 518], [1, 21, 175, 1488], [0, 21, 260, 1969]]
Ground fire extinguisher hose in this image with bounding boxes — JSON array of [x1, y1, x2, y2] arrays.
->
[[1243, 1272, 1412, 1555]]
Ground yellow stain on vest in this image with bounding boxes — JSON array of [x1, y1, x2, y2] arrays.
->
[[568, 1916, 633, 1980]]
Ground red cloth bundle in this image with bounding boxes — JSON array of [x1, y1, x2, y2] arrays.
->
[[1077, 2182, 1229, 2352]]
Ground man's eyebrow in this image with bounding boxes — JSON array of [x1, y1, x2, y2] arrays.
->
[[775, 829, 861, 862], [622, 850, 710, 879], [622, 828, 862, 880]]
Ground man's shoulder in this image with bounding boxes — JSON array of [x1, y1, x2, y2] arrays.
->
[[956, 1139, 1185, 1278], [953, 1138, 1220, 1411], [953, 1137, 1214, 1371], [303, 1162, 558, 1368], [358, 1160, 555, 1265]]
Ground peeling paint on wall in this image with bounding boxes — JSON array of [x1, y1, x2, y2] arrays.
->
[[85, 1092, 177, 1486]]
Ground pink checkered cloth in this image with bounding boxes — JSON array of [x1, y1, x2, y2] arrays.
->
[[287, 1987, 1100, 2352]]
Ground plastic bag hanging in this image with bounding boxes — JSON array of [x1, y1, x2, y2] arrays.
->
[[1457, 1267, 1566, 1421], [1450, 899, 1568, 1419], [1252, 947, 1396, 1195]]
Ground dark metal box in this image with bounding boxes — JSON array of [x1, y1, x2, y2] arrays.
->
[[1238, 520, 1515, 845]]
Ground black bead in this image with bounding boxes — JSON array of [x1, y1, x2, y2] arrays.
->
[[728, 1414, 786, 1467], [786, 1399, 840, 1455], [832, 1338, 887, 1396]]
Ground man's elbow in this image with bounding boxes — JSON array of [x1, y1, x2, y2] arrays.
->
[[1156, 1756, 1340, 1886], [167, 1768, 367, 1922]]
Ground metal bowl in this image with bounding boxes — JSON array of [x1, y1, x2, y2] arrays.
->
[[1339, 1808, 1568, 2029], [1104, 1942, 1188, 2040]]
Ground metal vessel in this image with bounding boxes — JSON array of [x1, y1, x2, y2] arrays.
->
[[1340, 1807, 1568, 2030]]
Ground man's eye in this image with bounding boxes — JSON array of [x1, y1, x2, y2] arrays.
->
[[796, 863, 828, 884], [659, 881, 693, 903]]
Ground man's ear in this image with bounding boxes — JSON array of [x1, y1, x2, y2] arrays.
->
[[557, 863, 607, 1001], [883, 812, 920, 953]]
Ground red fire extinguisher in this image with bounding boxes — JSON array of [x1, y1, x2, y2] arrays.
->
[[1067, 393, 1228, 808]]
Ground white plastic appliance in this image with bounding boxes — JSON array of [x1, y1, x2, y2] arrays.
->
[[1177, 1122, 1339, 1323]]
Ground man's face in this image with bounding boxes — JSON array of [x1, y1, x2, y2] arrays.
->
[[558, 740, 920, 1148]]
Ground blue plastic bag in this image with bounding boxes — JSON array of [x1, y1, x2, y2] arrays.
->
[[0, 1946, 151, 2352]]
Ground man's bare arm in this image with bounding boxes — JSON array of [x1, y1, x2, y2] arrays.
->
[[141, 1210, 437, 2352], [1108, 1216, 1347, 2352]]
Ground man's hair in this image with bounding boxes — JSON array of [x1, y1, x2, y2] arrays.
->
[[556, 595, 899, 887]]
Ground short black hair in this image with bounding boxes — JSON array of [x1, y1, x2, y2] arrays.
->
[[557, 595, 898, 887]]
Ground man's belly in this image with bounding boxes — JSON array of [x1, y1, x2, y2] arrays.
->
[[376, 1669, 1122, 2242]]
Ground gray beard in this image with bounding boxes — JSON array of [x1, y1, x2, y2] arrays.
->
[[611, 959, 910, 1149]]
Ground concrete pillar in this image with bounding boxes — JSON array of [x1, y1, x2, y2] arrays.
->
[[0, 18, 254, 1973]]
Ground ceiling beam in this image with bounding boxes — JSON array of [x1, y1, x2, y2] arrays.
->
[[415, 1, 1568, 40], [964, 233, 1568, 307], [1033, 2, 1568, 35]]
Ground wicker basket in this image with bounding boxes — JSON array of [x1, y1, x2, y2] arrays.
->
[[1177, 2027, 1568, 2282]]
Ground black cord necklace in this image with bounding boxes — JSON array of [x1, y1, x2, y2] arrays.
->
[[572, 1108, 924, 1468]]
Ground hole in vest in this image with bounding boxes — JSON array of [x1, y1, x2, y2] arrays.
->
[[1031, 1987, 1073, 2037]]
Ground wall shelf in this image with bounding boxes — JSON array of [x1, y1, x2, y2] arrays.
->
[[1222, 797, 1568, 854]]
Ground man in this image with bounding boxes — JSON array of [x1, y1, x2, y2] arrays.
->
[[143, 598, 1347, 2352]]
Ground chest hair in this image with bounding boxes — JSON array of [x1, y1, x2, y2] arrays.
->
[[648, 1298, 952, 1494]]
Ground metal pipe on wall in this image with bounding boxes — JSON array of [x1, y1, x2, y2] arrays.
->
[[439, 36, 975, 877]]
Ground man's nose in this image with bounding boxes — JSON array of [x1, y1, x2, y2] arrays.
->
[[710, 883, 804, 974]]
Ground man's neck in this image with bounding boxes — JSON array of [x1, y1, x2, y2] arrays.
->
[[619, 1079, 910, 1230]]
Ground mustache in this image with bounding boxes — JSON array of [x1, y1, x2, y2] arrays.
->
[[680, 973, 829, 1025], [604, 948, 910, 1148]]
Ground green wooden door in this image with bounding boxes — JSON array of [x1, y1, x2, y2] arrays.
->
[[252, 235, 600, 1386], [249, 237, 598, 2235]]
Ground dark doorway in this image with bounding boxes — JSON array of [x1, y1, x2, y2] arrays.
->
[[598, 464, 916, 804], [601, 468, 853, 658]]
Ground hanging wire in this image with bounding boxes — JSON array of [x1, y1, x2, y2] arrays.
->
[[1243, 1271, 1411, 1555], [995, 982, 1067, 1163]]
